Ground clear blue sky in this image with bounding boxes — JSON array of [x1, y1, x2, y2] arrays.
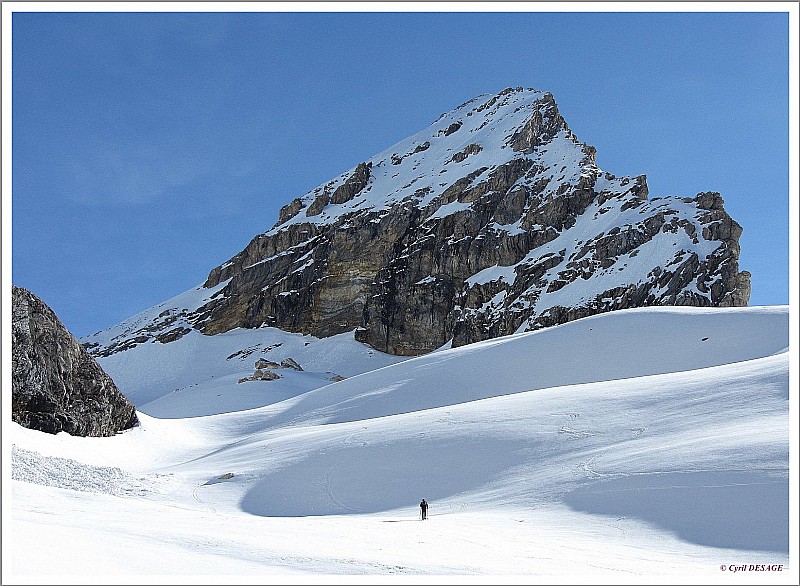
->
[[9, 6, 793, 338]]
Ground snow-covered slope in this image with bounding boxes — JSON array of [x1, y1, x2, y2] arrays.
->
[[9, 305, 793, 579], [245, 305, 788, 428], [78, 280, 408, 416]]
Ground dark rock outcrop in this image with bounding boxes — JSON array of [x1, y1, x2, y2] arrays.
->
[[12, 286, 138, 436]]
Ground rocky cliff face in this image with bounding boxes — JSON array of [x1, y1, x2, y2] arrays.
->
[[84, 87, 750, 358], [12, 286, 139, 436]]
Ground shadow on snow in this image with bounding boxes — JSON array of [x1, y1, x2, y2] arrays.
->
[[563, 470, 788, 553], [240, 436, 524, 517]]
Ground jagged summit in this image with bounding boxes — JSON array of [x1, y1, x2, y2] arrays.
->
[[262, 86, 584, 233], [83, 86, 750, 358]]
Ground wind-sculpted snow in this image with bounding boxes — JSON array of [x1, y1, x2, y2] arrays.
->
[[11, 305, 791, 577], [246, 306, 788, 428], [230, 350, 788, 559], [564, 470, 788, 552]]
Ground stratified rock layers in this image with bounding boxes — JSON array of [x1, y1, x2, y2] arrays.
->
[[87, 87, 750, 358]]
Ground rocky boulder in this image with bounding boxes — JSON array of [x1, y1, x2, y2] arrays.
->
[[12, 286, 138, 436]]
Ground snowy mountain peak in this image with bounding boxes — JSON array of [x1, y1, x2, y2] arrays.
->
[[270, 86, 585, 232], [83, 86, 750, 358]]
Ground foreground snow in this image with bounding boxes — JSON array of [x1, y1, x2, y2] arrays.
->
[[5, 306, 796, 583]]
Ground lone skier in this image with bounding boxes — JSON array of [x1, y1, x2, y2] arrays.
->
[[420, 498, 428, 520]]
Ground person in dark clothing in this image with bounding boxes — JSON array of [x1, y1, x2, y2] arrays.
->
[[420, 498, 428, 520]]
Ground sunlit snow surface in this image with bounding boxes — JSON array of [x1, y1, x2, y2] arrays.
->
[[8, 305, 795, 583]]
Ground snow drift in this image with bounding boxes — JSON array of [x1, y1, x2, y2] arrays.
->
[[8, 305, 792, 579]]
